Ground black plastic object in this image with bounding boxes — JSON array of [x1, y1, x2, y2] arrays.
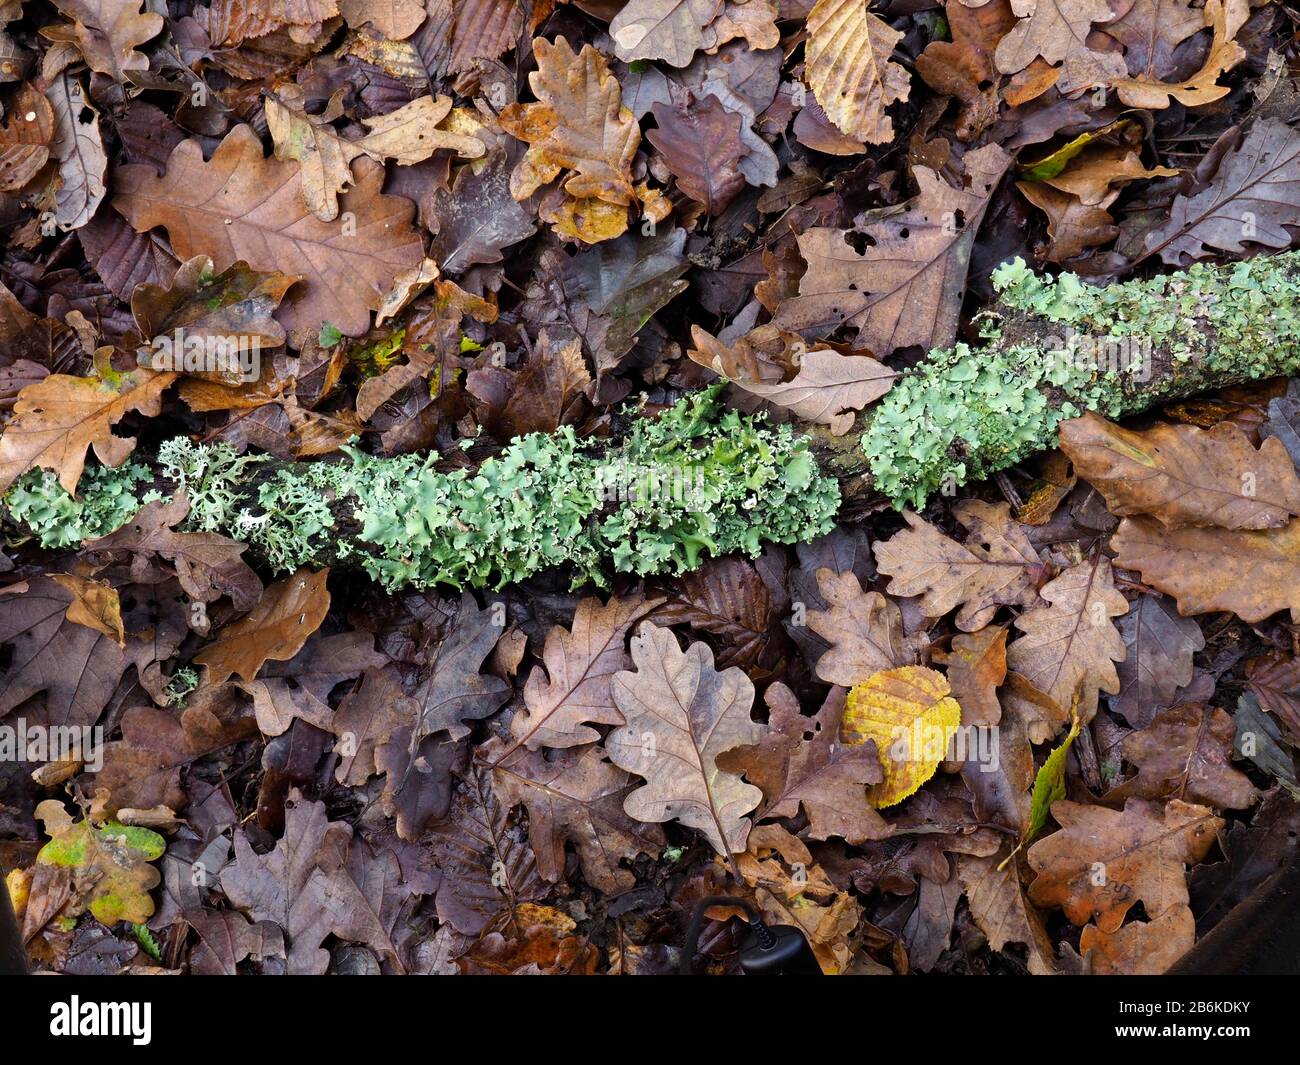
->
[[737, 923, 823, 976], [680, 894, 821, 975], [0, 867, 26, 975]]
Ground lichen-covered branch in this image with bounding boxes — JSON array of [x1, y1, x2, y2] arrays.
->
[[819, 250, 1300, 510], [4, 387, 841, 590], [7, 251, 1300, 590]]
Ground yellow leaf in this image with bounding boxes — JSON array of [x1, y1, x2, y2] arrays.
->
[[805, 0, 910, 145], [842, 665, 961, 808]]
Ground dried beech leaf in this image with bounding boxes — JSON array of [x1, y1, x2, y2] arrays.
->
[[805, 0, 911, 145]]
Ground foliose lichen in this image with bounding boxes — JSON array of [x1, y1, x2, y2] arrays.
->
[[864, 251, 1300, 509], [5, 463, 155, 548], [3, 386, 840, 592]]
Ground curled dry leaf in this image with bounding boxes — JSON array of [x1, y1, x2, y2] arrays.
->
[[1142, 117, 1300, 266], [1060, 410, 1300, 529], [689, 325, 895, 435], [47, 572, 123, 646], [1113, 0, 1247, 110], [607, 622, 763, 857]]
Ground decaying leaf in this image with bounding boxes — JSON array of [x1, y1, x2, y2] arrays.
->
[[47, 572, 123, 646], [1027, 797, 1221, 932], [607, 623, 763, 856], [1109, 705, 1259, 810], [874, 500, 1042, 631], [717, 682, 889, 843], [775, 145, 1011, 355], [35, 800, 165, 925]]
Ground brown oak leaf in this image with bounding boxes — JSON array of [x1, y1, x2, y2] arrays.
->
[[1027, 797, 1221, 931], [1060, 411, 1300, 530], [607, 623, 763, 856], [194, 568, 331, 684], [1006, 557, 1128, 720], [716, 682, 889, 844], [486, 737, 666, 893], [113, 124, 425, 336], [502, 592, 658, 756], [805, 568, 919, 687], [1108, 705, 1259, 810], [874, 500, 1043, 631]]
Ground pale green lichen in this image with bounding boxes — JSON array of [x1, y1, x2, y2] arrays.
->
[[158, 437, 263, 532], [865, 251, 1300, 509], [3, 386, 840, 592], [5, 463, 154, 548]]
